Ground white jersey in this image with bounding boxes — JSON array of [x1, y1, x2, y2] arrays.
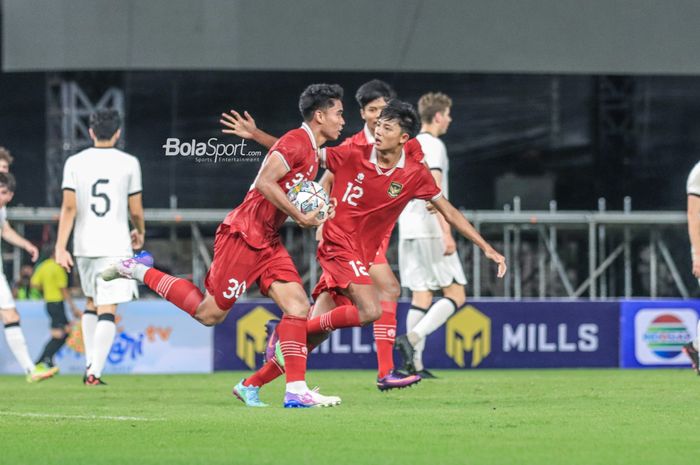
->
[[688, 161, 700, 196], [0, 207, 5, 265], [61, 147, 142, 257], [398, 133, 449, 239]]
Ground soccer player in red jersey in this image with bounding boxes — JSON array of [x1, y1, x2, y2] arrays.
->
[[102, 84, 345, 408], [235, 100, 506, 400], [222, 80, 414, 384]]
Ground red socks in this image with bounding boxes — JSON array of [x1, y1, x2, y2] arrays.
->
[[374, 301, 397, 378], [143, 268, 203, 317], [276, 315, 308, 383], [306, 304, 361, 335], [243, 357, 284, 387]]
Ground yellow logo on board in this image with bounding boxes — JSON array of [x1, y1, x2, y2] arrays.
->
[[446, 305, 491, 368], [236, 306, 278, 369]]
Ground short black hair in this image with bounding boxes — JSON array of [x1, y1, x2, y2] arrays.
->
[[89, 109, 122, 141], [0, 172, 16, 192], [298, 84, 344, 121], [378, 100, 420, 139], [355, 79, 396, 109]]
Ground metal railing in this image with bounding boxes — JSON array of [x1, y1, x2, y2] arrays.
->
[[6, 199, 694, 300]]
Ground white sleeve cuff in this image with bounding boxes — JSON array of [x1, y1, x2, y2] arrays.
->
[[273, 151, 291, 173]]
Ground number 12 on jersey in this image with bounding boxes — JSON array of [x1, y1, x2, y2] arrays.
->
[[342, 182, 363, 206], [349, 260, 369, 277]]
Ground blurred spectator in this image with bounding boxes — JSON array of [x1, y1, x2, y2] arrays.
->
[[13, 264, 41, 300]]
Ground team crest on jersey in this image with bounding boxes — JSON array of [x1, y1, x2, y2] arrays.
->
[[355, 173, 365, 184], [388, 181, 403, 198]]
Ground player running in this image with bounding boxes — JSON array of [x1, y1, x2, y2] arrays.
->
[[0, 170, 53, 382], [55, 109, 145, 386], [222, 80, 413, 385], [233, 100, 506, 405], [102, 84, 344, 408]]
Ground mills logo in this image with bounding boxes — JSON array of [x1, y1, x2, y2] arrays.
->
[[236, 306, 278, 369], [446, 306, 491, 368]]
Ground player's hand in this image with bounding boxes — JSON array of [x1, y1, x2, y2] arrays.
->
[[485, 248, 507, 278], [24, 242, 39, 262], [55, 248, 74, 272], [443, 234, 456, 256], [693, 257, 700, 278], [326, 198, 338, 220], [220, 110, 257, 139], [130, 229, 145, 249], [426, 202, 438, 214], [296, 206, 328, 229]]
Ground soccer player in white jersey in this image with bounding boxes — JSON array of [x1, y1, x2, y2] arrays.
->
[[395, 93, 467, 377], [55, 110, 146, 386], [683, 161, 700, 375], [0, 167, 54, 382]]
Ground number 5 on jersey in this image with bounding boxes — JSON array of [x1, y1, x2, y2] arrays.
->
[[342, 182, 364, 206]]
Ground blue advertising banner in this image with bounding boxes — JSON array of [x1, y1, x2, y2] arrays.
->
[[0, 300, 213, 374], [620, 300, 700, 368], [213, 300, 620, 371]]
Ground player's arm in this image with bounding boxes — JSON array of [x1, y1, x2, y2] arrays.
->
[[55, 189, 77, 271], [2, 222, 39, 262], [431, 196, 507, 278], [254, 151, 326, 228], [315, 170, 336, 241], [220, 110, 279, 149], [688, 194, 700, 278], [128, 193, 146, 250], [430, 169, 456, 255]]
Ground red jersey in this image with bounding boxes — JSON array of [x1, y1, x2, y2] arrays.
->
[[319, 139, 442, 263], [224, 123, 320, 249]]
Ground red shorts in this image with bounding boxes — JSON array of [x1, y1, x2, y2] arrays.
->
[[312, 244, 373, 302], [370, 228, 393, 266], [205, 224, 302, 310]]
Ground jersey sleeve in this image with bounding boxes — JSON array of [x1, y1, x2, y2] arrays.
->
[[129, 158, 143, 195], [61, 157, 77, 191], [414, 165, 443, 202], [270, 133, 304, 173], [688, 162, 700, 196], [320, 144, 356, 172]]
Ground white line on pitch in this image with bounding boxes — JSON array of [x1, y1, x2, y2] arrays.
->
[[0, 411, 162, 422]]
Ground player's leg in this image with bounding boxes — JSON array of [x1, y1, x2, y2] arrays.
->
[[405, 290, 433, 372], [85, 303, 117, 384], [82, 297, 98, 374], [266, 281, 339, 407], [369, 262, 401, 379], [682, 318, 700, 374], [235, 290, 339, 407], [36, 302, 69, 368]]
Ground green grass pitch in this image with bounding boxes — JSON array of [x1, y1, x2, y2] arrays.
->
[[1, 369, 698, 465]]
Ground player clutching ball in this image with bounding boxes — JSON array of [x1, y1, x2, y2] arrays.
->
[[101, 84, 344, 408]]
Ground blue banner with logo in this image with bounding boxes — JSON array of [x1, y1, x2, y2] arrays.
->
[[620, 300, 700, 368], [214, 300, 620, 371]]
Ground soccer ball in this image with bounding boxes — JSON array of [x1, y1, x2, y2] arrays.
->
[[287, 180, 330, 220]]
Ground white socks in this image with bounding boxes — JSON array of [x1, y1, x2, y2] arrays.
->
[[82, 310, 98, 368], [406, 306, 428, 371], [412, 298, 458, 340], [4, 323, 35, 374], [286, 381, 309, 394], [695, 320, 700, 351], [87, 314, 116, 378]]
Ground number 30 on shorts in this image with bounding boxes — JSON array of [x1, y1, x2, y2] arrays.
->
[[349, 260, 369, 277], [222, 278, 247, 300]]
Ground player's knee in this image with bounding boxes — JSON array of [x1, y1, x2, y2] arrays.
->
[[283, 301, 309, 319], [379, 279, 401, 302], [444, 286, 466, 308], [357, 302, 382, 324], [195, 311, 226, 327]]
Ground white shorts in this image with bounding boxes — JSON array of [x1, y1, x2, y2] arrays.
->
[[0, 273, 15, 310], [76, 256, 138, 306], [399, 237, 467, 292]]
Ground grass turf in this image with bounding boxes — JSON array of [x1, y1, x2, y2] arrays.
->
[[0, 369, 698, 465]]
